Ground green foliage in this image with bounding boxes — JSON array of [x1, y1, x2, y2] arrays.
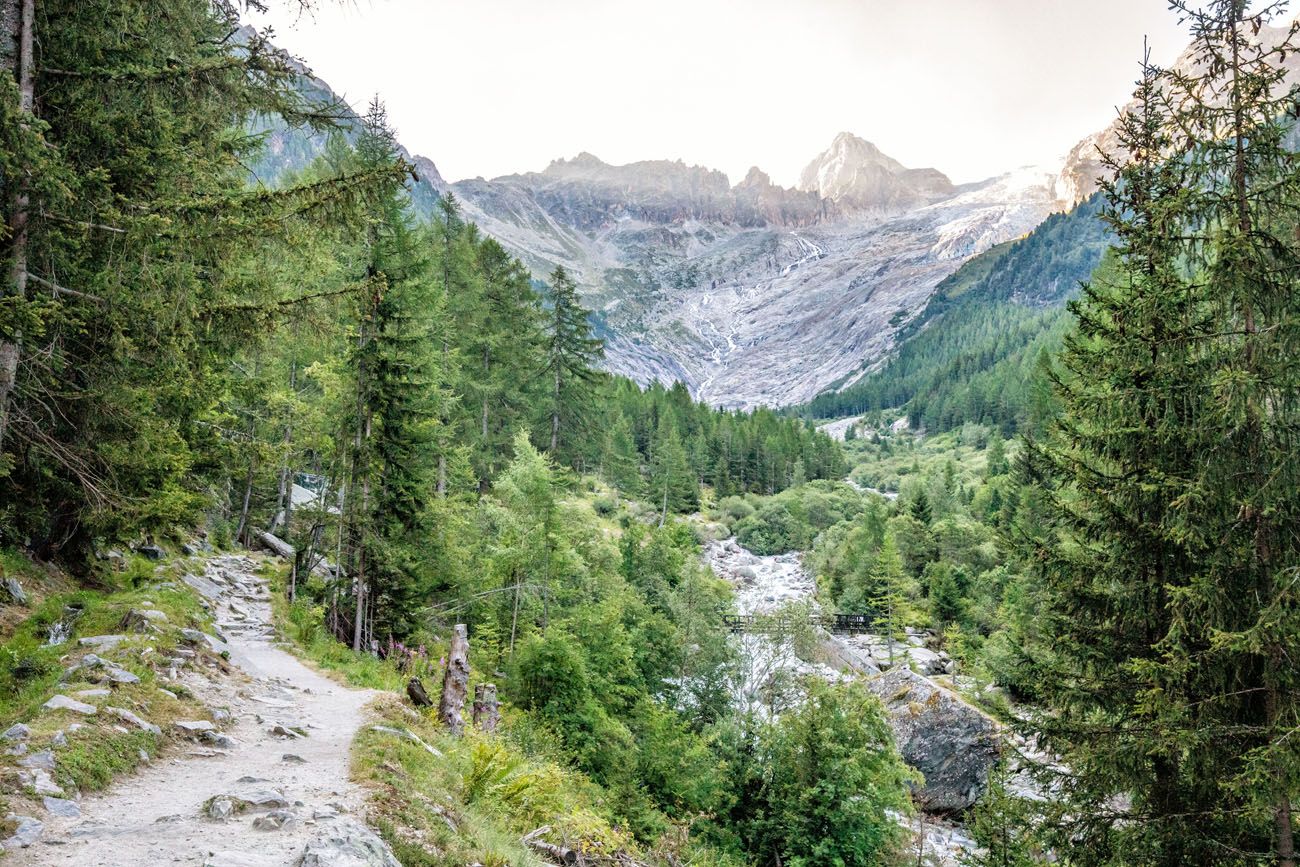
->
[[715, 681, 912, 867], [801, 194, 1110, 435], [1016, 6, 1300, 860]]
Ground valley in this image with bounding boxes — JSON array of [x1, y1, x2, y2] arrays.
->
[[9, 2, 1300, 866]]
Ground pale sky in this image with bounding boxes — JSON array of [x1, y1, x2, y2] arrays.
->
[[245, 0, 1193, 187]]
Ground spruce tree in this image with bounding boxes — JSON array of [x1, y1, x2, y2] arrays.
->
[[342, 99, 440, 646], [1023, 5, 1300, 862], [541, 265, 603, 464]]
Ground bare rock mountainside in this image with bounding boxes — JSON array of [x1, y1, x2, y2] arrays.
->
[[254, 45, 1073, 409]]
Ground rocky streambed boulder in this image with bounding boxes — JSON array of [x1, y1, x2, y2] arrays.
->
[[865, 667, 1000, 814]]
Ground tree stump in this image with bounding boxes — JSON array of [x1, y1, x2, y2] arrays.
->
[[438, 623, 469, 735], [472, 683, 499, 733]]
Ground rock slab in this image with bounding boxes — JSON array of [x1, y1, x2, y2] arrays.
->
[[865, 667, 1000, 813]]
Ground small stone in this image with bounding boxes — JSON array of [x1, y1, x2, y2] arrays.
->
[[2, 814, 43, 849], [17, 749, 55, 770], [6, 742, 28, 756], [157, 688, 178, 700], [252, 809, 298, 831], [42, 796, 80, 819], [77, 634, 128, 649], [50, 730, 68, 748], [107, 706, 162, 736], [1, 723, 30, 741], [42, 695, 97, 715], [138, 748, 149, 762], [104, 666, 140, 685], [268, 723, 304, 739], [174, 720, 216, 736], [281, 754, 306, 764], [205, 796, 236, 821], [75, 688, 111, 698]]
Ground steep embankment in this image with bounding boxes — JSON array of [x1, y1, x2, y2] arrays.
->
[[4, 553, 399, 867]]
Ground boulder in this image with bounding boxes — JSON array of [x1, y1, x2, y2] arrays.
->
[[42, 796, 80, 819], [865, 667, 1000, 813], [42, 694, 97, 716], [28, 769, 64, 797], [17, 749, 54, 770], [174, 720, 216, 736], [298, 818, 403, 867], [1, 814, 43, 849], [121, 608, 168, 632], [203, 789, 289, 821], [251, 809, 299, 831], [1, 723, 30, 741], [136, 544, 165, 561], [2, 577, 27, 605]]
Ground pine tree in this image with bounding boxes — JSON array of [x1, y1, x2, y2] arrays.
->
[[0, 0, 396, 564], [541, 266, 603, 464], [342, 99, 441, 646], [1024, 6, 1300, 861], [649, 416, 698, 521], [868, 535, 908, 667], [602, 413, 642, 497]]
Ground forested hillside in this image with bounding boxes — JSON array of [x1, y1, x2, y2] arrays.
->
[[802, 194, 1110, 433], [6, 2, 1300, 866]]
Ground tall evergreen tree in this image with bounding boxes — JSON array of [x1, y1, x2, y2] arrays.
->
[[541, 265, 603, 464], [342, 99, 441, 646], [1022, 5, 1300, 862]]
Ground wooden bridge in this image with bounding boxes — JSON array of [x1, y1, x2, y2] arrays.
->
[[723, 612, 877, 636]]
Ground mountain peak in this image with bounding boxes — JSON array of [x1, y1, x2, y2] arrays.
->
[[798, 132, 953, 212]]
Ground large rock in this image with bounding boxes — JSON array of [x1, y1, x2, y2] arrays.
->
[[42, 694, 97, 715], [865, 667, 1000, 813], [298, 818, 403, 867], [2, 577, 27, 605], [2, 814, 43, 849]]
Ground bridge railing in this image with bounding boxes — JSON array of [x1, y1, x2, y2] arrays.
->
[[723, 612, 878, 635]]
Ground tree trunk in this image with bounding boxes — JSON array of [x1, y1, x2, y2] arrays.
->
[[472, 683, 499, 733], [0, 0, 34, 451], [234, 456, 256, 545], [522, 828, 579, 866], [272, 356, 297, 532], [439, 623, 469, 735], [257, 531, 295, 560], [550, 363, 565, 454]]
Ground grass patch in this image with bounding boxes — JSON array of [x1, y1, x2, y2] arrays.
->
[[0, 547, 225, 810], [354, 695, 633, 867]]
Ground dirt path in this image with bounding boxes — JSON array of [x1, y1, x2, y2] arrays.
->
[[12, 553, 391, 867]]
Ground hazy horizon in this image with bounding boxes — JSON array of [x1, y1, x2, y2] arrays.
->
[[246, 0, 1191, 187]]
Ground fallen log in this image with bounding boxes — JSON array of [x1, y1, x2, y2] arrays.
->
[[256, 531, 295, 560], [522, 826, 579, 865]]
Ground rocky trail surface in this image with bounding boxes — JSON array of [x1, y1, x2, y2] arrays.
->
[[10, 553, 399, 867]]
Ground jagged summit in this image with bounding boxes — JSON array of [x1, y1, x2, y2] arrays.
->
[[798, 132, 954, 213]]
